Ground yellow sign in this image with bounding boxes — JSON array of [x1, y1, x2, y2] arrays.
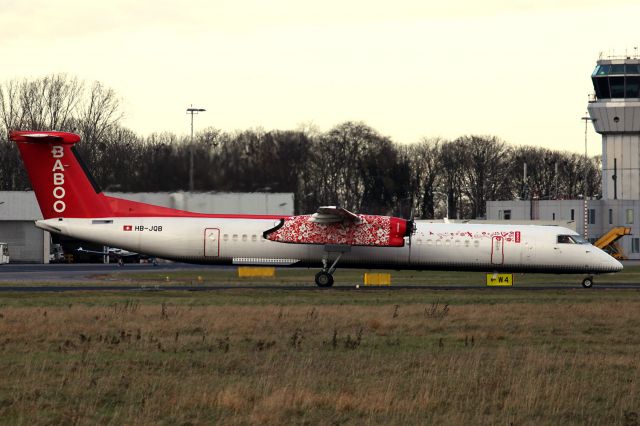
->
[[238, 267, 276, 278], [364, 273, 392, 286], [486, 273, 513, 286]]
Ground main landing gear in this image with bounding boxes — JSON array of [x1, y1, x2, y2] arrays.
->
[[314, 252, 345, 287], [315, 271, 334, 287], [581, 276, 594, 288]]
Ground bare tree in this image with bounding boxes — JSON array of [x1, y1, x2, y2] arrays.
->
[[400, 138, 443, 219], [78, 81, 122, 144], [300, 121, 397, 213], [456, 135, 512, 219], [439, 140, 470, 219], [0, 79, 23, 132]]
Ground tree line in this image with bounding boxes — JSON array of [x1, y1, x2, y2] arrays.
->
[[0, 75, 601, 219]]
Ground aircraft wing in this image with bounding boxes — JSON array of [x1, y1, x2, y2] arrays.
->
[[77, 247, 106, 256], [77, 247, 138, 257], [310, 206, 362, 224]]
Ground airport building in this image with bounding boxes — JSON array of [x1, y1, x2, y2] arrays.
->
[[0, 191, 294, 263], [487, 52, 640, 259]]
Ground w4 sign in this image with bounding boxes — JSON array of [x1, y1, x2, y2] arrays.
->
[[486, 273, 514, 287]]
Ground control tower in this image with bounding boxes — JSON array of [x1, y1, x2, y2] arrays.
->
[[588, 54, 640, 199]]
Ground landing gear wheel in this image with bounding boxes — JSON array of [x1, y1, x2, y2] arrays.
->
[[315, 271, 334, 288], [582, 277, 594, 288]]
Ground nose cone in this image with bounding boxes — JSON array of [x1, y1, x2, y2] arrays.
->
[[608, 257, 624, 273], [596, 247, 623, 273]]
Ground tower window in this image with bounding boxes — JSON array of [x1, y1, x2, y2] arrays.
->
[[610, 77, 625, 98], [610, 64, 626, 74], [626, 64, 639, 74], [594, 77, 611, 98], [626, 76, 640, 98]]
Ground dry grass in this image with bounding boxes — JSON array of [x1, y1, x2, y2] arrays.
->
[[0, 295, 639, 424]]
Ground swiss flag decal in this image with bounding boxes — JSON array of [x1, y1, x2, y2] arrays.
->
[[123, 225, 133, 231]]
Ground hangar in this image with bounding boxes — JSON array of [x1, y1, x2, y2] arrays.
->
[[0, 191, 294, 263]]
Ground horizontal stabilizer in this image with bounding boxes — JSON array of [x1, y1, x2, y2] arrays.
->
[[10, 131, 80, 144]]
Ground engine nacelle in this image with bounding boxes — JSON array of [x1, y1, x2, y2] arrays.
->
[[264, 215, 408, 247]]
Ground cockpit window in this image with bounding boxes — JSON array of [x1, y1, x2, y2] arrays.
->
[[571, 235, 589, 244], [557, 235, 589, 244]]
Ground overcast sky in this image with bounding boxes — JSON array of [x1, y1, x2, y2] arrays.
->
[[1, 0, 638, 153]]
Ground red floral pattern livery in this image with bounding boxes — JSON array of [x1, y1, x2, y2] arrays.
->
[[265, 215, 408, 247], [428, 230, 521, 243]]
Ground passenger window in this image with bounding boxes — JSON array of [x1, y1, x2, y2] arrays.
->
[[223, 234, 229, 241], [242, 234, 247, 242], [474, 240, 479, 248], [232, 234, 238, 241], [252, 235, 257, 242]]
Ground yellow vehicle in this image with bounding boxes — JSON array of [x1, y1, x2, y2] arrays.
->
[[594, 227, 631, 260]]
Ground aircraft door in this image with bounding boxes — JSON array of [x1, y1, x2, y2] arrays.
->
[[524, 240, 535, 263], [491, 236, 504, 265], [204, 228, 220, 257]]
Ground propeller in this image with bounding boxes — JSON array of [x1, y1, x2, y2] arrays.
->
[[405, 207, 417, 246]]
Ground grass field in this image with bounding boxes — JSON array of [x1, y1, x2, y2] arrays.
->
[[1, 268, 640, 424]]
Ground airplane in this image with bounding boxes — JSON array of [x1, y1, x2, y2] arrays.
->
[[76, 246, 157, 266], [10, 130, 622, 288]]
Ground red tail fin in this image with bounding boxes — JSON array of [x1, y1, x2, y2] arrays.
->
[[11, 130, 221, 219], [11, 131, 114, 219]]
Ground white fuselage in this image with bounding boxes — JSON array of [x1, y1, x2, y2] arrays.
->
[[36, 217, 623, 274]]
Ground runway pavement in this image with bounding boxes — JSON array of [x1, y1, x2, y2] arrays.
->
[[0, 262, 226, 282], [1, 284, 640, 292], [0, 263, 638, 291]]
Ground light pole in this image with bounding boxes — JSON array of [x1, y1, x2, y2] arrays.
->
[[581, 114, 596, 239], [187, 106, 206, 192]]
